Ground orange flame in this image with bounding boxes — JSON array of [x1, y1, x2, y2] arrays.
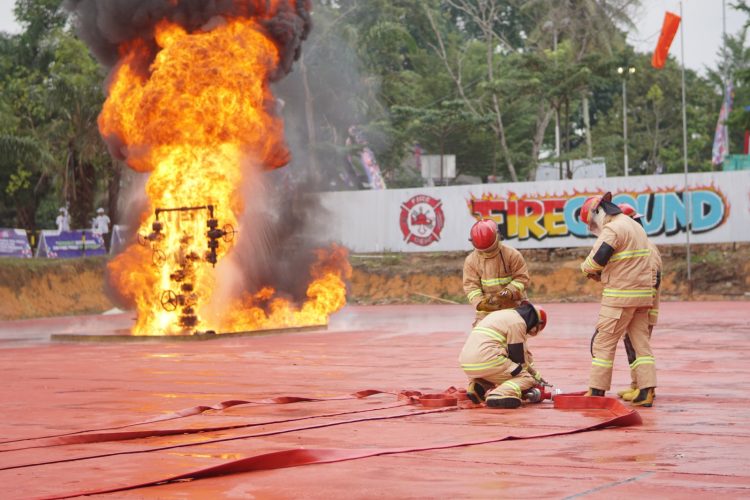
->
[[104, 17, 349, 335]]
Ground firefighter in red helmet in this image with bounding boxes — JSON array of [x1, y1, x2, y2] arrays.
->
[[463, 219, 531, 326], [580, 192, 656, 407], [460, 302, 548, 408], [616, 203, 663, 401]]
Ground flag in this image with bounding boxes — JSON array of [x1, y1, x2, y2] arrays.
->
[[712, 81, 734, 167], [652, 12, 681, 69]]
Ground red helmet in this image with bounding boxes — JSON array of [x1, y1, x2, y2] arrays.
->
[[535, 305, 547, 333], [618, 203, 643, 220], [469, 219, 498, 250], [579, 195, 602, 226]]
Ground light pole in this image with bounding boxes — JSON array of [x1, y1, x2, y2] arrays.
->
[[618, 65, 636, 176]]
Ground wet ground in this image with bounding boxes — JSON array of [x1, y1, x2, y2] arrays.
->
[[0, 302, 748, 499]]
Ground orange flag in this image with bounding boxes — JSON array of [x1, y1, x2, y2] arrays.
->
[[652, 12, 681, 69]]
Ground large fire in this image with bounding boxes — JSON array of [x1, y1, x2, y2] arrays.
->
[[102, 15, 350, 335]]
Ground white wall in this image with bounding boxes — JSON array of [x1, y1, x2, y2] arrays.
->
[[318, 171, 749, 252]]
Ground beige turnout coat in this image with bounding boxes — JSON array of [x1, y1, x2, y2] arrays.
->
[[463, 242, 530, 323], [580, 214, 654, 308]]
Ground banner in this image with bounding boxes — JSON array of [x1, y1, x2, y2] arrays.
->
[[0, 229, 32, 258], [318, 171, 749, 252], [712, 81, 734, 167], [36, 230, 107, 258], [652, 11, 681, 69], [346, 126, 387, 190]]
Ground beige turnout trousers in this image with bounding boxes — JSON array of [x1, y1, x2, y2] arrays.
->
[[589, 305, 656, 391]]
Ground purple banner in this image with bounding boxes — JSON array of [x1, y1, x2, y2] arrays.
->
[[0, 229, 32, 258], [36, 230, 106, 258]]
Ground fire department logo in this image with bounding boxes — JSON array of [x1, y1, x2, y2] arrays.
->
[[399, 194, 444, 246]]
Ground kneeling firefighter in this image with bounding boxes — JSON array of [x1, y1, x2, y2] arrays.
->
[[459, 302, 547, 409]]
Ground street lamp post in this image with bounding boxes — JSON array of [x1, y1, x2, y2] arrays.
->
[[618, 66, 636, 176]]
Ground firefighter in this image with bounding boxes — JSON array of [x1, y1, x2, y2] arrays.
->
[[463, 219, 530, 326], [580, 192, 656, 407], [616, 203, 662, 401], [459, 302, 547, 409]]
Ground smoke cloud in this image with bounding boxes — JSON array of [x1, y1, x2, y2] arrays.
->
[[67, 0, 338, 317], [64, 0, 311, 80]]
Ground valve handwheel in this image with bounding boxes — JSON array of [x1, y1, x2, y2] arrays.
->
[[160, 290, 178, 312], [152, 249, 167, 267], [222, 224, 236, 242]]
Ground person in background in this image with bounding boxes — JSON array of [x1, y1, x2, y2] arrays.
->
[[92, 207, 112, 251], [56, 207, 70, 232]]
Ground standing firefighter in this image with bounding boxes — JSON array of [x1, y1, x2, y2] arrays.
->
[[463, 219, 530, 326], [580, 192, 656, 407], [617, 203, 663, 401], [459, 302, 547, 408]]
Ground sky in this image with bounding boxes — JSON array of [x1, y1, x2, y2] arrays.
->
[[0, 0, 746, 74], [628, 0, 746, 74]]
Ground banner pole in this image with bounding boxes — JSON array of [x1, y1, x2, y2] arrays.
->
[[680, 0, 693, 297]]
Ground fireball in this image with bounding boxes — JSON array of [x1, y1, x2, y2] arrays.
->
[[97, 8, 349, 335]]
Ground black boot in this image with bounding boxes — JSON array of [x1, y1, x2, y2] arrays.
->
[[466, 380, 488, 404], [486, 397, 522, 409], [585, 388, 605, 397], [631, 388, 655, 407]]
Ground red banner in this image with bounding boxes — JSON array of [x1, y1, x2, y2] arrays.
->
[[652, 11, 681, 69]]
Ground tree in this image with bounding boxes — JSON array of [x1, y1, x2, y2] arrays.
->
[[0, 0, 111, 230], [422, 0, 640, 182], [393, 100, 491, 183]]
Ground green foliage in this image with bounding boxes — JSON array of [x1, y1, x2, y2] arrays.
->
[[0, 0, 744, 225], [0, 0, 110, 230]]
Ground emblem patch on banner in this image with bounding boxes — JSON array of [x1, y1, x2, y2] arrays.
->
[[400, 194, 444, 246]]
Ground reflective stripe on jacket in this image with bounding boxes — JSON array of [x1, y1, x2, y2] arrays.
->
[[463, 242, 530, 321], [580, 214, 654, 308], [459, 309, 523, 369]]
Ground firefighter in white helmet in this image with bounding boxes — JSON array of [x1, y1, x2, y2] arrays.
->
[[459, 302, 548, 408], [579, 192, 656, 407], [463, 219, 530, 326], [616, 202, 662, 401]]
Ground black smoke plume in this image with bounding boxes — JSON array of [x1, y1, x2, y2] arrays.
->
[[64, 0, 311, 80], [67, 0, 338, 314]]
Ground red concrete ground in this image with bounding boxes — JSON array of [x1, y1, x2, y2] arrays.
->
[[0, 302, 749, 499]]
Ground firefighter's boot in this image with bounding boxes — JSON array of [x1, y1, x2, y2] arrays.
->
[[631, 388, 655, 407], [486, 396, 522, 409], [585, 388, 605, 397], [619, 388, 639, 401], [617, 386, 637, 399], [466, 380, 489, 404]]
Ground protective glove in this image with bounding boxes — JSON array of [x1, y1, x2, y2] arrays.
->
[[476, 296, 501, 312], [586, 272, 601, 282], [476, 289, 516, 312], [494, 288, 517, 309]]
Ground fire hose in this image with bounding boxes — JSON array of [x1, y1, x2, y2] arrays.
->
[[0, 388, 640, 500]]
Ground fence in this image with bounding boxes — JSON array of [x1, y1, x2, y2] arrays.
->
[[317, 171, 749, 252]]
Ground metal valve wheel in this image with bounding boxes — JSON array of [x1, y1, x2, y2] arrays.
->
[[222, 224, 236, 242], [160, 290, 178, 312], [152, 249, 167, 267]]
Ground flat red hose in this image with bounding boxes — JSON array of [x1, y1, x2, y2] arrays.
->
[[28, 390, 640, 500]]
